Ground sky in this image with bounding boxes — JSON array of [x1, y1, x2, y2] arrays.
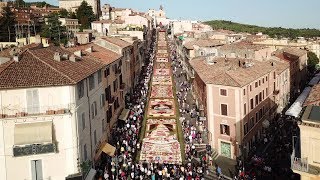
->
[[32, 0, 320, 29]]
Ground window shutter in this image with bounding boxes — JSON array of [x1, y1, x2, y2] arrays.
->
[[32, 89, 40, 113], [31, 160, 36, 180], [36, 160, 43, 180], [26, 90, 33, 113]]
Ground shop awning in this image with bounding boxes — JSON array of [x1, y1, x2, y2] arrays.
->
[[94, 142, 116, 161], [14, 121, 52, 145], [285, 87, 312, 118], [84, 168, 96, 180], [118, 109, 130, 121]]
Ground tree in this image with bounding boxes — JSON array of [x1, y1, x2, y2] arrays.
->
[[307, 52, 320, 73], [15, 0, 25, 7], [0, 6, 16, 42], [40, 13, 67, 45], [59, 8, 69, 18], [76, 1, 95, 29]]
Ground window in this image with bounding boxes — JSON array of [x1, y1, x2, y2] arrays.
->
[[94, 130, 97, 145], [89, 74, 95, 90], [244, 103, 246, 115], [98, 70, 102, 84], [81, 112, 85, 130], [259, 108, 263, 119], [250, 85, 252, 91], [255, 95, 258, 106], [105, 86, 111, 101], [94, 101, 97, 116], [266, 88, 268, 95], [250, 99, 254, 109], [243, 89, 246, 95], [250, 117, 254, 129], [107, 106, 112, 122], [220, 124, 230, 135], [220, 89, 227, 96], [113, 79, 118, 92], [91, 104, 94, 118], [77, 80, 85, 99], [274, 72, 276, 79], [100, 94, 105, 108], [26, 89, 40, 114], [83, 144, 87, 160], [31, 160, 43, 180], [105, 67, 110, 77], [262, 90, 265, 99], [221, 104, 228, 116], [259, 92, 262, 102], [266, 76, 268, 81], [259, 80, 261, 86], [256, 112, 259, 123], [255, 82, 258, 88], [262, 78, 264, 84], [244, 123, 248, 135]]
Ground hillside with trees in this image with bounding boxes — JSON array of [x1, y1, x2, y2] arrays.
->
[[205, 20, 320, 39]]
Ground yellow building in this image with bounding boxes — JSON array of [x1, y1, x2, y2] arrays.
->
[[293, 105, 320, 180]]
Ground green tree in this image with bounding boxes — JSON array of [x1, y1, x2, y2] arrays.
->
[[15, 0, 25, 7], [76, 1, 95, 29], [41, 13, 67, 45], [0, 6, 16, 42], [59, 8, 69, 18], [307, 52, 320, 73]]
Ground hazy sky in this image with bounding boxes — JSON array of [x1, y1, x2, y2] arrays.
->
[[31, 0, 320, 29]]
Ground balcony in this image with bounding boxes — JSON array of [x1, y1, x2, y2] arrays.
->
[[0, 104, 72, 119], [108, 97, 115, 105], [120, 83, 126, 91], [13, 143, 57, 157], [273, 89, 280, 95]]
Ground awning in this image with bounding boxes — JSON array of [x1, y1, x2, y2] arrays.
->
[[118, 109, 130, 121], [84, 168, 96, 180], [94, 142, 116, 161], [14, 121, 52, 145], [308, 73, 320, 86], [285, 87, 312, 118]]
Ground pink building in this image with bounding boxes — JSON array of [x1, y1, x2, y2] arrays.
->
[[190, 57, 290, 159]]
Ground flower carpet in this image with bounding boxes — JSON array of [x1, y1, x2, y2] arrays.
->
[[154, 68, 170, 76], [139, 31, 183, 165], [150, 85, 173, 98], [147, 99, 175, 117], [152, 76, 172, 85]]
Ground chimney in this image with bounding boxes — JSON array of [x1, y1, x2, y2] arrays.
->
[[70, 54, 77, 62], [13, 55, 20, 62], [62, 53, 69, 60], [74, 50, 82, 57], [85, 46, 93, 53], [54, 52, 61, 61]]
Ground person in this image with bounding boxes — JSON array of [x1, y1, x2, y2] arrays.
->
[[217, 166, 222, 178]]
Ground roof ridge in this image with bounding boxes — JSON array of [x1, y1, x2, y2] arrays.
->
[[224, 72, 241, 86], [27, 49, 77, 84]]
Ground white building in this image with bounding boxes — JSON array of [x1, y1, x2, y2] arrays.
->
[[0, 45, 106, 179], [59, 0, 101, 16]]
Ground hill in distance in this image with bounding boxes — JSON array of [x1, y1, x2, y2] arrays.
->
[[204, 20, 320, 39]]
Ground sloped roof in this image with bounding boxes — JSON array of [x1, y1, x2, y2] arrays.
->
[[184, 39, 223, 50], [100, 36, 131, 48], [0, 46, 104, 89]]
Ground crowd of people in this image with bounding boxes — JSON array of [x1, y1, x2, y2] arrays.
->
[[235, 114, 299, 180]]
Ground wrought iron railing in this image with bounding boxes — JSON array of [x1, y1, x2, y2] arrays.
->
[[291, 156, 309, 173], [13, 143, 57, 157]]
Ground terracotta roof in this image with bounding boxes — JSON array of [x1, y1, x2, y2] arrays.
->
[[0, 46, 104, 89], [271, 58, 290, 75], [67, 43, 121, 65], [282, 47, 307, 57], [0, 43, 41, 58], [100, 36, 131, 48], [304, 84, 320, 106], [92, 19, 124, 24], [190, 57, 275, 87], [184, 39, 223, 50], [220, 41, 267, 51]]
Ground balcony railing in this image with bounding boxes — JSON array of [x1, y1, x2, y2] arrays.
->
[[0, 104, 72, 119], [291, 156, 309, 173], [13, 143, 57, 157]]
